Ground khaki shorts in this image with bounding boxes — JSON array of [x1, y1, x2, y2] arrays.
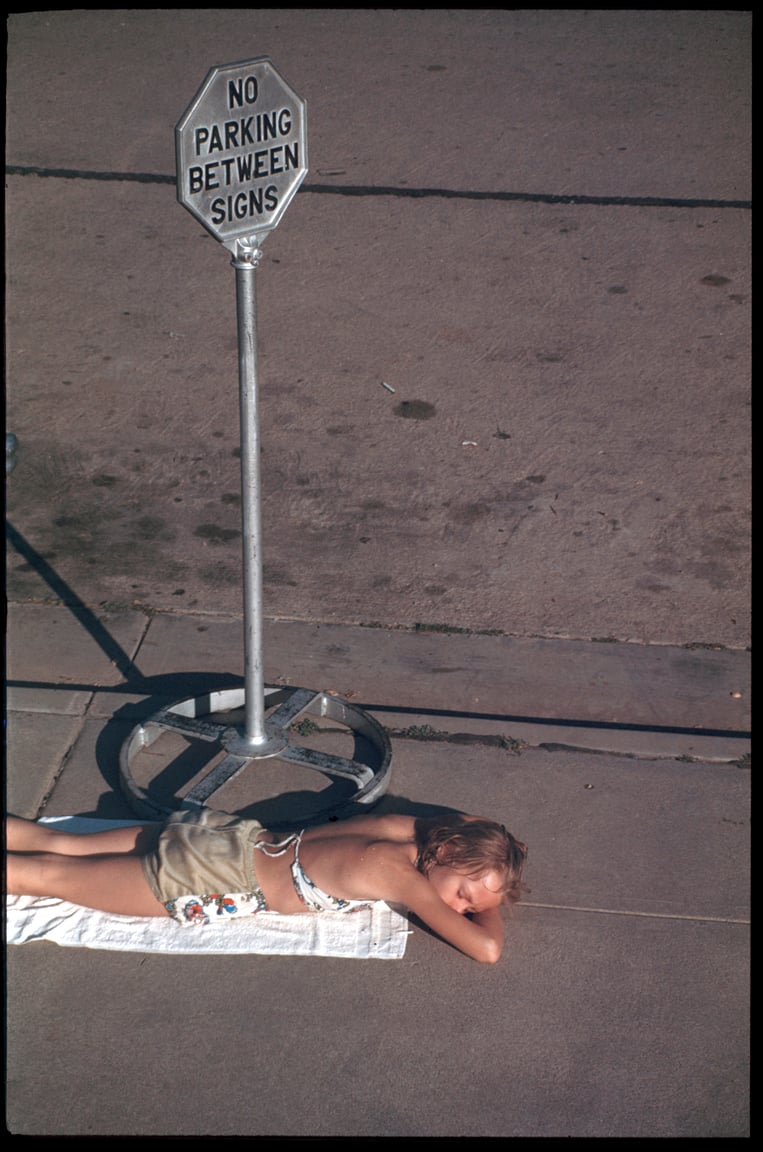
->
[[141, 808, 266, 905]]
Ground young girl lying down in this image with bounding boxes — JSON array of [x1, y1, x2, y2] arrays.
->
[[5, 808, 527, 964]]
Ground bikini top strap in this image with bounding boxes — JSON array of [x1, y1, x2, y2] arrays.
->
[[253, 830, 303, 858]]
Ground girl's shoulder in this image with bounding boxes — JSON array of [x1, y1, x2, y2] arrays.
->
[[363, 813, 417, 841], [309, 812, 417, 842]]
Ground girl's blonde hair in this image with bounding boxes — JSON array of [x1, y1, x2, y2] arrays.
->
[[415, 814, 528, 905]]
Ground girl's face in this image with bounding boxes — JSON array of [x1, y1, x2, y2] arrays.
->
[[428, 863, 505, 916]]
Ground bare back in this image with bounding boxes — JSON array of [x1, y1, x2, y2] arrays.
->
[[252, 813, 419, 913]]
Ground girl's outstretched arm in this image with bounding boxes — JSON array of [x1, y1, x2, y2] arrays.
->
[[394, 871, 505, 964], [466, 906, 504, 960]]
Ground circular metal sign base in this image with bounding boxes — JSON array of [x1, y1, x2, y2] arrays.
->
[[119, 685, 392, 828]]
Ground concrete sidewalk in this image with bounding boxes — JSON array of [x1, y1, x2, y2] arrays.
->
[[5, 603, 750, 1136], [5, 9, 750, 1138]]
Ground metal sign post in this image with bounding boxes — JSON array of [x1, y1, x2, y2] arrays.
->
[[118, 58, 391, 825], [233, 242, 273, 751], [176, 56, 308, 754]]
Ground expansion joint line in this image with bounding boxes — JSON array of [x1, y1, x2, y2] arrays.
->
[[5, 166, 752, 211]]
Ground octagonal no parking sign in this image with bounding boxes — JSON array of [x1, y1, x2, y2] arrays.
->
[[176, 57, 308, 248]]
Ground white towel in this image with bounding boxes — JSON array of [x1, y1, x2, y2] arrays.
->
[[5, 817, 410, 960]]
